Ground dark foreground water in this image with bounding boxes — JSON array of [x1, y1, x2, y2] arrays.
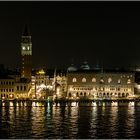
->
[[0, 101, 140, 139]]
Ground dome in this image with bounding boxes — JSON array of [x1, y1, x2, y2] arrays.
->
[[80, 61, 90, 70], [67, 64, 77, 72]]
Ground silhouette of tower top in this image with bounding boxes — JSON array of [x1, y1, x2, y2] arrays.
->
[[22, 24, 31, 36]]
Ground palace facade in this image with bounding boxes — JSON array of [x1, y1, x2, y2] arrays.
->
[[66, 71, 135, 100]]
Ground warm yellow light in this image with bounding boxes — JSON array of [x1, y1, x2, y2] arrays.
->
[[37, 69, 45, 75]]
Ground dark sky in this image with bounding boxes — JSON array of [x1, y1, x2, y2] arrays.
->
[[1, 1, 140, 69]]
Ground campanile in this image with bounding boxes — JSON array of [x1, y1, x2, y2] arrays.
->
[[21, 25, 32, 79]]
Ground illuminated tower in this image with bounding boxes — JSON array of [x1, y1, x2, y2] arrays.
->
[[21, 25, 32, 79]]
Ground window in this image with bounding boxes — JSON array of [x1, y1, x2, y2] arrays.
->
[[82, 78, 86, 82], [92, 78, 96, 82], [24, 86, 26, 91], [118, 79, 121, 84], [101, 87, 104, 91], [17, 86, 19, 91], [76, 92, 79, 97], [100, 79, 104, 84], [20, 86, 23, 91], [108, 77, 112, 83], [127, 79, 131, 84], [69, 93, 71, 97], [72, 78, 77, 82]]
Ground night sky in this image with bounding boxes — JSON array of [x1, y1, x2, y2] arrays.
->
[[1, 1, 140, 69]]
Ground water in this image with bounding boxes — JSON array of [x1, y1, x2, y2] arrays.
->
[[0, 101, 140, 139]]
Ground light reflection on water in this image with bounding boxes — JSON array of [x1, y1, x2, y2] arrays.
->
[[0, 101, 139, 138]]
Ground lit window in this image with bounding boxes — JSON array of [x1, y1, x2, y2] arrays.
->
[[72, 78, 77, 82], [82, 78, 86, 82], [101, 87, 104, 91], [22, 46, 25, 50], [92, 78, 96, 82], [108, 77, 112, 83], [127, 79, 131, 84], [118, 79, 121, 84], [100, 79, 104, 83]]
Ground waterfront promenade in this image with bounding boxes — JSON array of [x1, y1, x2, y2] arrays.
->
[[1, 98, 140, 107]]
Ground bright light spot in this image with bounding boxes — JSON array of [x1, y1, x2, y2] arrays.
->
[[92, 102, 96, 106], [112, 102, 118, 107], [36, 69, 45, 75], [40, 84, 46, 88], [10, 102, 13, 107], [69, 87, 73, 91], [129, 102, 135, 106], [71, 102, 76, 106], [32, 102, 36, 107]]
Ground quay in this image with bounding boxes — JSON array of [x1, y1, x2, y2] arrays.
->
[[0, 98, 140, 107]]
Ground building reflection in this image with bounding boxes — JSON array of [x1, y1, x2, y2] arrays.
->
[[116, 103, 135, 138]]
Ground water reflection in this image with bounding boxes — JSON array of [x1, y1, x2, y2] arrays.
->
[[0, 101, 139, 138]]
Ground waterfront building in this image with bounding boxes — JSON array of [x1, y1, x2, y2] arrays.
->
[[15, 78, 31, 99], [0, 74, 31, 100], [66, 69, 135, 100], [0, 75, 15, 100]]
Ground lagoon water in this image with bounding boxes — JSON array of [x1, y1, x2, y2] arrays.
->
[[0, 101, 140, 139]]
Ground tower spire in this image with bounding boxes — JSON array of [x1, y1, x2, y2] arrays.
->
[[22, 24, 30, 36]]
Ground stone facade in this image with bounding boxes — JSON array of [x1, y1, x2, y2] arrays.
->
[[66, 71, 135, 100], [0, 76, 31, 100]]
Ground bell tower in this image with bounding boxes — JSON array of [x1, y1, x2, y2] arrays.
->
[[21, 25, 32, 80]]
